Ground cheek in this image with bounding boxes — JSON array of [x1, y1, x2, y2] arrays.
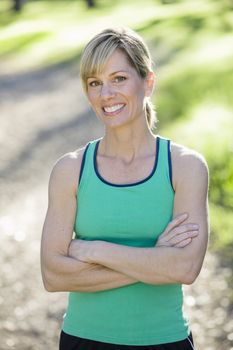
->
[[87, 93, 99, 109], [126, 80, 145, 98], [130, 88, 146, 108]]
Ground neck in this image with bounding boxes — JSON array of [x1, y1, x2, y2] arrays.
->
[[100, 118, 156, 163]]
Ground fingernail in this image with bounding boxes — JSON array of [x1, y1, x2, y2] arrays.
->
[[192, 224, 199, 229]]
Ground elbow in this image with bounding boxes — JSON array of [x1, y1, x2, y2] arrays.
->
[[180, 263, 200, 285], [41, 269, 59, 292], [43, 280, 57, 292], [181, 273, 197, 285]]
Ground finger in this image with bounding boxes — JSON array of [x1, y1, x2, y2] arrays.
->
[[165, 224, 199, 242], [175, 237, 192, 248], [169, 231, 199, 245], [163, 231, 198, 247], [163, 213, 189, 235], [156, 229, 197, 247]]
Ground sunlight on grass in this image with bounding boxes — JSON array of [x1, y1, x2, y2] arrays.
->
[[159, 33, 233, 83], [0, 19, 54, 40], [0, 0, 159, 72], [1, 0, 232, 257], [162, 102, 233, 254], [182, 34, 233, 67], [210, 204, 233, 255], [0, 31, 50, 57], [0, 0, 224, 72], [156, 55, 233, 127], [162, 103, 233, 152]]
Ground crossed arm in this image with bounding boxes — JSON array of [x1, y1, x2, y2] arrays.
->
[[41, 152, 138, 292], [40, 146, 209, 292]]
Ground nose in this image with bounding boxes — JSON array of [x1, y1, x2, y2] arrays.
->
[[100, 82, 116, 99]]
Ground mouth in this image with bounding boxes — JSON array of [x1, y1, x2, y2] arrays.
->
[[102, 103, 125, 116]]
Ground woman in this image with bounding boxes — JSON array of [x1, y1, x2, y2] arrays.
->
[[41, 27, 209, 350]]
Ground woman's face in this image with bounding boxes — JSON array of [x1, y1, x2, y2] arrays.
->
[[86, 49, 153, 129]]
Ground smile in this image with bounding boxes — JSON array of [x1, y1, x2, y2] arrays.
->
[[103, 104, 125, 115]]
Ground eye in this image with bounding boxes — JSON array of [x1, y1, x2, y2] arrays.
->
[[114, 76, 127, 83], [88, 80, 101, 87]]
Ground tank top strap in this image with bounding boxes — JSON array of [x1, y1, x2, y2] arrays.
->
[[78, 139, 99, 190], [155, 136, 174, 191]]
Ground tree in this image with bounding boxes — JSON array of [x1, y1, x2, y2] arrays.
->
[[86, 0, 95, 8], [13, 0, 23, 12]]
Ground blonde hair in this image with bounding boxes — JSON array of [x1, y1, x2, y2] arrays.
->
[[80, 26, 157, 130]]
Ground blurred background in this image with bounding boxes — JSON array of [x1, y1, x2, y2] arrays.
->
[[0, 0, 232, 349]]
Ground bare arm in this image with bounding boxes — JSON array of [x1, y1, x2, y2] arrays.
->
[[68, 145, 209, 285], [40, 149, 137, 293]]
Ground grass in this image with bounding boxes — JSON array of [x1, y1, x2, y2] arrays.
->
[[2, 0, 232, 72], [0, 31, 50, 57], [156, 61, 233, 126], [161, 102, 233, 257], [139, 4, 233, 272], [0, 0, 164, 72], [1, 0, 232, 276], [210, 204, 233, 259]]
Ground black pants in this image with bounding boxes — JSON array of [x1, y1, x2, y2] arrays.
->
[[59, 331, 195, 350]]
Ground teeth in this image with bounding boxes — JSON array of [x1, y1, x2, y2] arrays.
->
[[104, 104, 124, 113]]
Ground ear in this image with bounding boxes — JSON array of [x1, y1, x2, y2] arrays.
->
[[145, 71, 155, 97]]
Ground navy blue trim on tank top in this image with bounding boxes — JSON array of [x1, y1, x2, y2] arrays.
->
[[167, 140, 174, 192], [93, 136, 160, 188], [78, 143, 91, 185]]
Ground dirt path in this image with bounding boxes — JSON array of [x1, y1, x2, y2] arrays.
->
[[0, 64, 232, 350]]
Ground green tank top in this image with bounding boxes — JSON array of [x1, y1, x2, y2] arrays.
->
[[62, 135, 189, 345]]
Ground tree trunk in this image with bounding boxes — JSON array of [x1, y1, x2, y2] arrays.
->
[[13, 0, 23, 12], [86, 0, 95, 8]]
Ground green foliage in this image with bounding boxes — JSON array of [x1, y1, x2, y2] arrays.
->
[[210, 204, 233, 260], [206, 141, 233, 258], [0, 0, 159, 70], [0, 31, 50, 58], [162, 105, 233, 256], [157, 64, 233, 127], [0, 0, 232, 262], [136, 1, 233, 261], [208, 147, 233, 211]]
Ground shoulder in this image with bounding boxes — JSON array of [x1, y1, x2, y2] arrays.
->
[[171, 141, 208, 169], [170, 141, 209, 190], [49, 145, 88, 195], [51, 146, 86, 176]]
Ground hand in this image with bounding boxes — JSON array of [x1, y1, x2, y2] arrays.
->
[[156, 213, 199, 248], [68, 239, 98, 263]]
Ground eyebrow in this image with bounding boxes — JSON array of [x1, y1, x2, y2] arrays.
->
[[87, 70, 129, 79], [109, 70, 129, 76]]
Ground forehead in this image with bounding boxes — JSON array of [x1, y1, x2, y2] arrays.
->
[[87, 49, 136, 78]]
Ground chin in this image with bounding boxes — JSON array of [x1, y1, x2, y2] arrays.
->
[[106, 118, 134, 130]]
